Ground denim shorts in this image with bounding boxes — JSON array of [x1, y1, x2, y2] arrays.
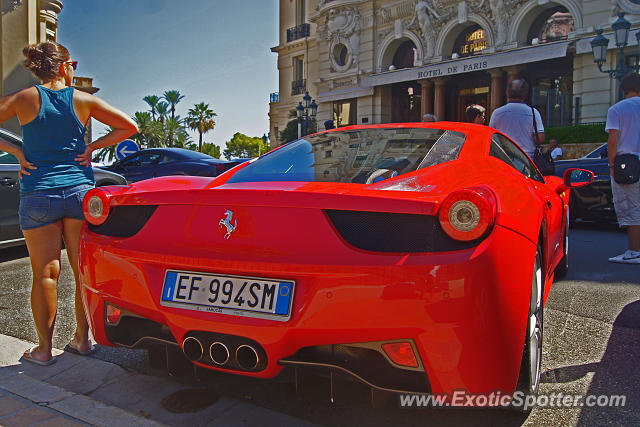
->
[[19, 183, 95, 230]]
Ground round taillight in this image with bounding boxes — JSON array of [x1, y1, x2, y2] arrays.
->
[[439, 187, 496, 241], [83, 189, 110, 225]]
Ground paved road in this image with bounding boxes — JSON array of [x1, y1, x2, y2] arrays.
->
[[0, 223, 638, 426]]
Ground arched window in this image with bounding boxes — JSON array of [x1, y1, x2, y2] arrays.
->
[[452, 25, 488, 58], [392, 40, 418, 69], [527, 7, 574, 44]]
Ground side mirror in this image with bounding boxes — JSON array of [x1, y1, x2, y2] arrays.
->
[[563, 168, 594, 188]]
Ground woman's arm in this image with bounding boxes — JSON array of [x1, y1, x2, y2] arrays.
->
[[75, 95, 138, 166], [0, 93, 37, 178]]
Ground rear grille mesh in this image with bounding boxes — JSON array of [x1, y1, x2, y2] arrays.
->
[[325, 210, 477, 253], [88, 205, 158, 237]]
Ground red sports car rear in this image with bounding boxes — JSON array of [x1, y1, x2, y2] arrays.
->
[[79, 123, 591, 403]]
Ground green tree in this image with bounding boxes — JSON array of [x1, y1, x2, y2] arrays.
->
[[223, 132, 267, 159], [279, 109, 316, 143], [143, 95, 160, 120], [202, 142, 221, 158], [132, 112, 153, 148], [186, 102, 217, 153], [165, 117, 190, 148], [155, 101, 169, 123], [92, 126, 117, 163], [163, 90, 185, 121]]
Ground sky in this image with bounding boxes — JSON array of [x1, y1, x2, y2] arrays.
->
[[57, 0, 279, 148]]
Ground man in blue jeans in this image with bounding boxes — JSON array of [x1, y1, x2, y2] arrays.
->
[[606, 72, 640, 264]]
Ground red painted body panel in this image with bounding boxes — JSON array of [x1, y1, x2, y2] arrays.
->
[[79, 122, 569, 395], [81, 222, 535, 394]]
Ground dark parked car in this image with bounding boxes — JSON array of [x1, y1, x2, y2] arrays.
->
[[100, 148, 231, 183], [554, 143, 615, 223], [0, 128, 127, 249]]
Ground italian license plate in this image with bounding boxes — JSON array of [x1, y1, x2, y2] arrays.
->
[[160, 270, 294, 321]]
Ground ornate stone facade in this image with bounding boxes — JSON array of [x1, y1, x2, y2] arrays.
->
[[269, 0, 639, 146]]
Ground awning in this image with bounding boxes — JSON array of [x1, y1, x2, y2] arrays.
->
[[362, 40, 572, 88]]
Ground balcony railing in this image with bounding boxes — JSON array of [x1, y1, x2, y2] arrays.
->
[[270, 92, 279, 103], [291, 79, 306, 96], [287, 23, 311, 42]]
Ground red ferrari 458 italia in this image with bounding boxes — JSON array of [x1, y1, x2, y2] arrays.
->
[[79, 123, 592, 402]]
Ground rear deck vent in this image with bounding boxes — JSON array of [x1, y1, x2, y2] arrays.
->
[[88, 205, 157, 237], [325, 210, 477, 253]]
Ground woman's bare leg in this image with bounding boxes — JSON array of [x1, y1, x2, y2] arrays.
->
[[22, 221, 63, 362], [62, 217, 92, 352]]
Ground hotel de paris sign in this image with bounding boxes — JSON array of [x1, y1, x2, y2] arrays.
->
[[365, 41, 570, 87], [319, 41, 570, 102]]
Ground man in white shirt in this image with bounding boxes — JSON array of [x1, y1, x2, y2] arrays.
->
[[549, 139, 562, 160], [489, 79, 545, 158], [606, 72, 640, 264]]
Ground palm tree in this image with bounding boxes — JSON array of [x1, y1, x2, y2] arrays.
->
[[132, 112, 153, 148], [92, 126, 118, 163], [163, 90, 185, 121], [143, 95, 160, 120], [186, 102, 217, 153], [165, 117, 183, 147], [155, 101, 169, 123]]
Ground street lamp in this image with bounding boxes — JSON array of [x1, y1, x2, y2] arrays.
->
[[296, 91, 318, 138], [590, 13, 640, 99], [261, 133, 268, 156]]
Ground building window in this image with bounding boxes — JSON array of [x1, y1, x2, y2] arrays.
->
[[393, 40, 418, 69], [333, 99, 357, 127], [627, 55, 639, 73], [452, 25, 488, 58], [333, 44, 348, 67], [296, 0, 306, 26], [291, 57, 306, 95], [527, 7, 574, 44]]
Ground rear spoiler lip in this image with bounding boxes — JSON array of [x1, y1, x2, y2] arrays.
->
[[107, 186, 439, 216]]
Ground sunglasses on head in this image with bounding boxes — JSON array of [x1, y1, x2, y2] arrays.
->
[[65, 61, 78, 71]]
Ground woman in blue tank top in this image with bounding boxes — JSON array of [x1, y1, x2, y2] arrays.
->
[[0, 42, 138, 365]]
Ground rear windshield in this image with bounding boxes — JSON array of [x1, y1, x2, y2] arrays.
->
[[226, 128, 466, 184]]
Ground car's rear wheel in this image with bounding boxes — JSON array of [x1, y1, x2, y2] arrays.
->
[[555, 208, 569, 278], [515, 246, 544, 409]]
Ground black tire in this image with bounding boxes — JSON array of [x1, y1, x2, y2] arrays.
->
[[555, 208, 569, 278], [514, 246, 544, 411]]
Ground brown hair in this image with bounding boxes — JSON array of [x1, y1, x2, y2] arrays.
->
[[506, 78, 529, 100], [621, 72, 640, 96], [465, 105, 485, 123], [22, 42, 70, 82]]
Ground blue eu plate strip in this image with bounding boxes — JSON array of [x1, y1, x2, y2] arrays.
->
[[275, 282, 292, 315], [163, 272, 177, 301]]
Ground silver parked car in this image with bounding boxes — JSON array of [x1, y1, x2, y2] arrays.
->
[[0, 128, 127, 249]]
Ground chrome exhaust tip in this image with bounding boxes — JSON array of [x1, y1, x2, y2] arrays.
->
[[209, 342, 230, 365], [236, 344, 260, 370], [182, 336, 204, 361]]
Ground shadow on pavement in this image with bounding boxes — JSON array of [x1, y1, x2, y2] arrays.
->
[[0, 245, 29, 263], [541, 300, 640, 425], [180, 366, 530, 426]]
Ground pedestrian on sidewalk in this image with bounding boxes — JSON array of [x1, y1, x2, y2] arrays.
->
[[465, 104, 486, 124], [489, 78, 545, 158], [549, 138, 563, 160], [605, 72, 640, 264], [0, 41, 138, 365]]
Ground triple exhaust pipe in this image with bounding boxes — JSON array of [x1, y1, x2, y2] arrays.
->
[[182, 336, 260, 371]]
